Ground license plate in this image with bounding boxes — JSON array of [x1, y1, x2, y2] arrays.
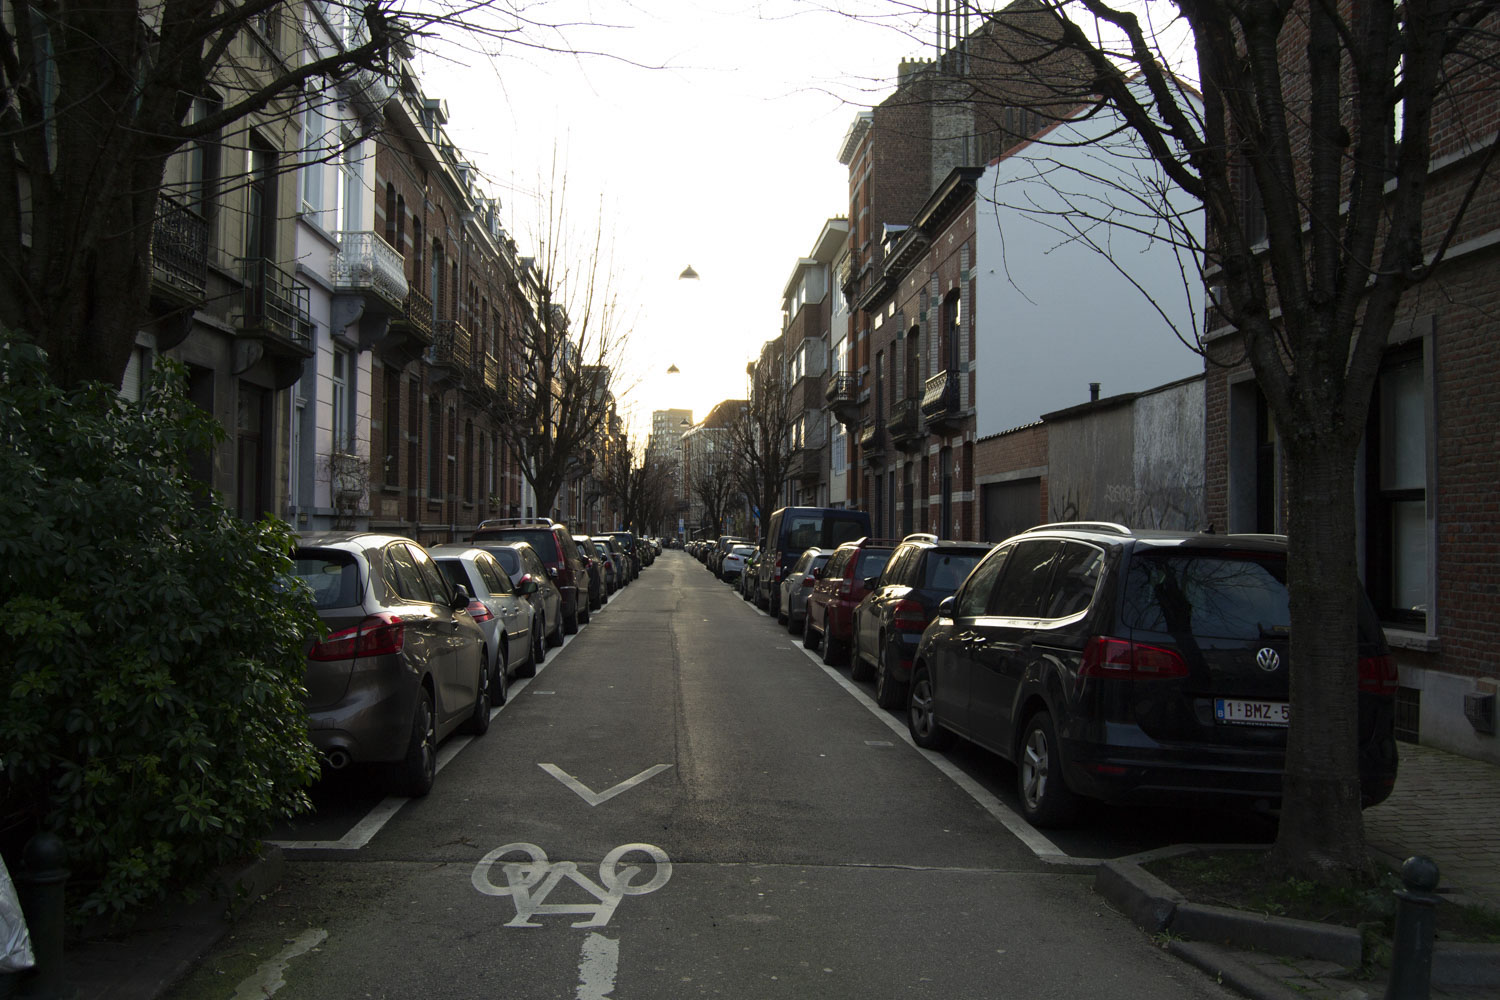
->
[[1215, 698, 1290, 727]]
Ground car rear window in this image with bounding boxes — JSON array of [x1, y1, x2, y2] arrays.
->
[[923, 551, 987, 592], [1122, 550, 1290, 640], [292, 550, 360, 609], [854, 549, 893, 579], [784, 515, 868, 551], [476, 529, 558, 561], [486, 547, 521, 578]]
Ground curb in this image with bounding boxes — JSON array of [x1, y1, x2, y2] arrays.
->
[[1095, 847, 1500, 991]]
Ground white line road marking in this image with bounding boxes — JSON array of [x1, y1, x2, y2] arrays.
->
[[798, 644, 1092, 865], [229, 927, 326, 999], [576, 932, 619, 1000], [540, 763, 674, 806]]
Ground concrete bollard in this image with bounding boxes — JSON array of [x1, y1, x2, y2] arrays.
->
[[13, 834, 69, 1000], [1384, 855, 1441, 1000]]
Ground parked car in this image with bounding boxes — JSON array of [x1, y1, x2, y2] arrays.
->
[[721, 543, 755, 583], [739, 550, 762, 599], [607, 531, 642, 580], [710, 535, 747, 578], [803, 537, 899, 666], [293, 532, 490, 797], [473, 541, 564, 659], [754, 506, 873, 616], [585, 538, 619, 594], [599, 535, 630, 588], [851, 536, 993, 708], [571, 534, 605, 611], [430, 545, 543, 700], [472, 518, 590, 633], [779, 547, 832, 634], [905, 522, 1400, 827]]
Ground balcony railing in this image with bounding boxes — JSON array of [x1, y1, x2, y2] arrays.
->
[[332, 231, 408, 307], [857, 421, 884, 453], [430, 319, 473, 370], [887, 397, 922, 447], [152, 195, 208, 297], [921, 369, 960, 421], [825, 370, 859, 406], [237, 257, 311, 351], [480, 351, 500, 392], [394, 287, 434, 342], [789, 444, 826, 482]]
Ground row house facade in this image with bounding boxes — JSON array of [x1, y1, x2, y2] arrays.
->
[[779, 220, 847, 509], [139, 3, 614, 549]]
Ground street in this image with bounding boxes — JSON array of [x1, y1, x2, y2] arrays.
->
[[165, 551, 1242, 1000]]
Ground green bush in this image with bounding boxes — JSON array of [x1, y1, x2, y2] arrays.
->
[[0, 338, 320, 923]]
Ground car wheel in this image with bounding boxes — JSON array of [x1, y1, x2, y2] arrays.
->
[[492, 645, 509, 706], [776, 606, 788, 626], [907, 665, 953, 750], [580, 602, 592, 625], [564, 597, 580, 635], [463, 654, 491, 736], [820, 626, 844, 667], [803, 617, 820, 651], [1017, 710, 1081, 828], [395, 688, 437, 797], [548, 608, 565, 647], [874, 635, 909, 709], [522, 616, 543, 676]]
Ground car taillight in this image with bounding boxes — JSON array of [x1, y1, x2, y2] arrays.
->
[[1078, 636, 1189, 680], [838, 577, 854, 597], [773, 556, 785, 582], [1358, 653, 1398, 695], [892, 599, 929, 632], [466, 598, 493, 623], [308, 613, 406, 661], [801, 575, 816, 587]]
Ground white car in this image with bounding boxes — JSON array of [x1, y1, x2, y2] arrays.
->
[[720, 544, 756, 583]]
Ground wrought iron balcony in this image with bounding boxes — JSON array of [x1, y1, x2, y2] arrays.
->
[[825, 370, 861, 425], [921, 369, 962, 430], [788, 445, 826, 483], [887, 397, 923, 449], [152, 195, 209, 300], [236, 257, 311, 353], [428, 320, 473, 384], [392, 287, 434, 343], [857, 421, 884, 460], [332, 231, 408, 308], [480, 351, 500, 393]]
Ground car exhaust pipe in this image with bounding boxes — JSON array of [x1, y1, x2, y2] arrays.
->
[[325, 748, 352, 771]]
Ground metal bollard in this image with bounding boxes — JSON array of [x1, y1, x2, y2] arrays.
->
[[13, 834, 68, 1000], [1384, 855, 1440, 1000]]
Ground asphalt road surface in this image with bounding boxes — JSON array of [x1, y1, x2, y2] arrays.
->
[[166, 551, 1240, 1000]]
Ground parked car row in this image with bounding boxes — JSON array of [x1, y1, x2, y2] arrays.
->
[[292, 520, 659, 799], [748, 509, 1401, 829]]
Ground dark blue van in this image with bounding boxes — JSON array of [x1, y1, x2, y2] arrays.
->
[[753, 506, 872, 616]]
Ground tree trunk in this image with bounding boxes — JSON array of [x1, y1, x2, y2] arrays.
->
[[1269, 434, 1370, 881]]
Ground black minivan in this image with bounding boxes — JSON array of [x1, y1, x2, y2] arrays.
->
[[753, 506, 872, 616], [906, 522, 1399, 827]]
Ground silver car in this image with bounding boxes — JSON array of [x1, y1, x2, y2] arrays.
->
[[473, 541, 565, 652], [294, 532, 490, 797], [779, 548, 831, 634], [431, 545, 543, 701]]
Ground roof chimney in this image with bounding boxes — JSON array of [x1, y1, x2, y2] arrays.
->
[[1089, 382, 1100, 402]]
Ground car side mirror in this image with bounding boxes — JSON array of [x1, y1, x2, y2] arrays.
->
[[451, 584, 472, 611], [547, 566, 558, 578], [517, 578, 539, 595], [863, 576, 877, 590], [937, 595, 956, 618]]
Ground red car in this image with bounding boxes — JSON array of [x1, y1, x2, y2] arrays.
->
[[803, 538, 899, 666]]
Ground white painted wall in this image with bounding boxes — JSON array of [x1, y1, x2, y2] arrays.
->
[[974, 85, 1205, 438]]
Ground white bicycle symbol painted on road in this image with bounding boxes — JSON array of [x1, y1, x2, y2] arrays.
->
[[471, 842, 672, 928]]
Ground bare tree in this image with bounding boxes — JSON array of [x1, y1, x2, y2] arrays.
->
[[849, 0, 1500, 881], [691, 455, 738, 539], [729, 348, 797, 543], [0, 0, 633, 389], [600, 433, 673, 535], [493, 165, 628, 517]]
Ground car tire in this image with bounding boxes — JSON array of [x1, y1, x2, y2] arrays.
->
[[492, 646, 509, 706], [395, 688, 437, 797], [849, 623, 873, 681], [907, 665, 953, 750], [564, 597, 580, 635], [549, 609, 565, 648], [580, 602, 592, 625], [463, 653, 491, 736], [1017, 710, 1081, 828], [820, 626, 844, 667], [803, 617, 820, 651], [776, 607, 788, 626], [874, 636, 909, 710], [522, 616, 543, 675]]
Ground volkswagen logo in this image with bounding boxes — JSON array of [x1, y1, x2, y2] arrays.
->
[[1256, 648, 1282, 673]]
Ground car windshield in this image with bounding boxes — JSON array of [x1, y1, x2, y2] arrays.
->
[[1122, 550, 1290, 640], [292, 550, 360, 609], [924, 551, 987, 592]]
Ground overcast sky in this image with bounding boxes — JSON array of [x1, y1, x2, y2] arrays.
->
[[413, 0, 932, 441]]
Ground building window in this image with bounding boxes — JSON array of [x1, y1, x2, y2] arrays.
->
[[336, 134, 361, 233], [1365, 348, 1429, 631], [411, 218, 423, 291], [464, 418, 475, 504], [427, 395, 442, 501], [383, 368, 400, 484], [384, 183, 397, 246], [302, 105, 326, 217], [331, 348, 350, 451], [942, 291, 961, 373]]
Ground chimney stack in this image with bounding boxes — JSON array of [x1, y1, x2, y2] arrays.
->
[[1089, 382, 1101, 402]]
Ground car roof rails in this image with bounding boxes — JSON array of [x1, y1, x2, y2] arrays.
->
[[902, 532, 939, 543], [1023, 521, 1133, 536], [477, 516, 557, 529]]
